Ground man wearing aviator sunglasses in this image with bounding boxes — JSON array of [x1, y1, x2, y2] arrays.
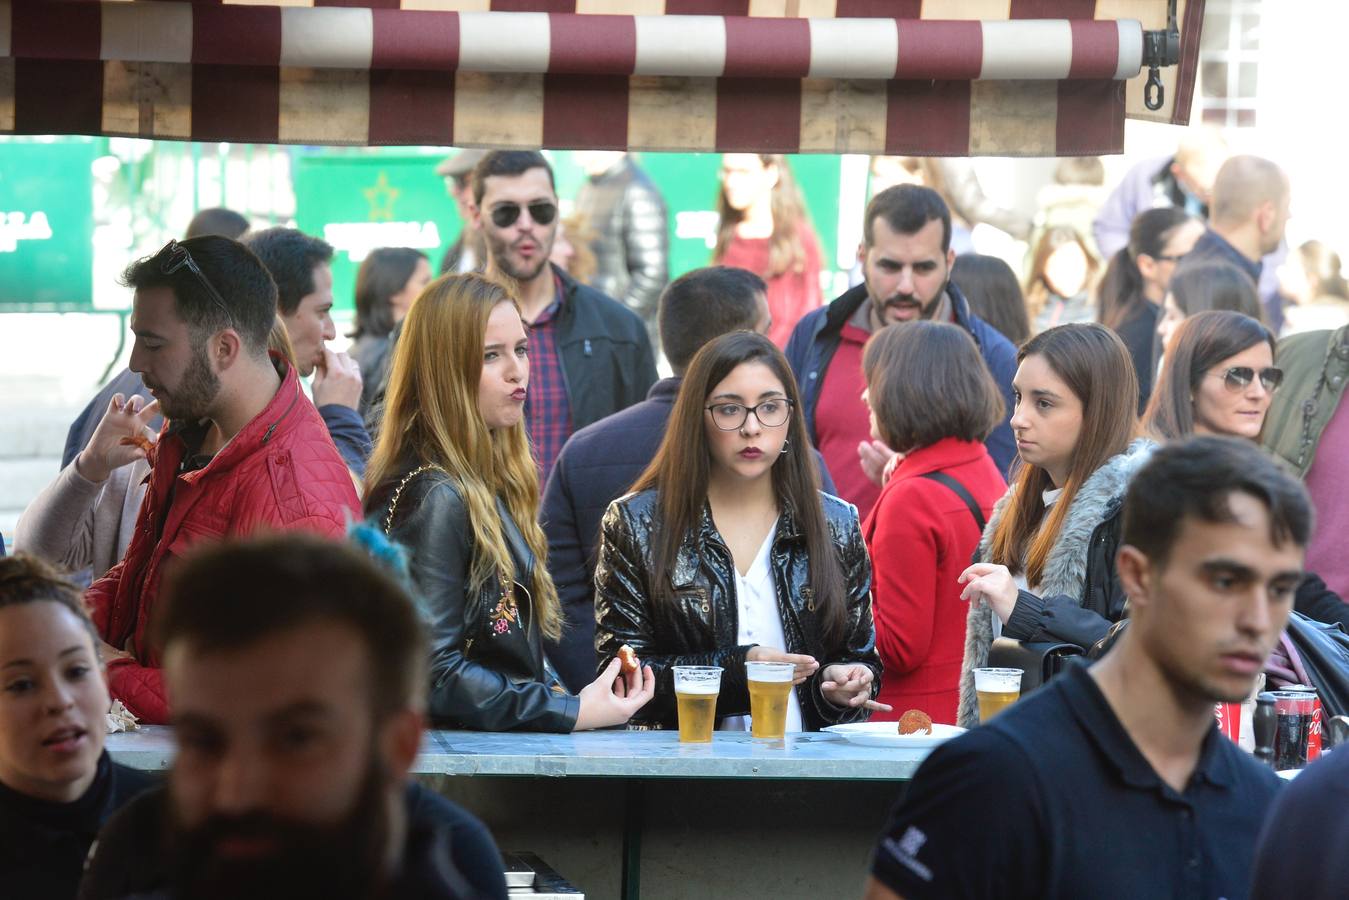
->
[[82, 235, 360, 725], [469, 151, 656, 482]]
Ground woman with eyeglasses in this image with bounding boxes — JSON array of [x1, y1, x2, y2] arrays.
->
[[364, 273, 655, 732], [594, 331, 885, 733], [1096, 208, 1205, 413], [1144, 310, 1349, 630]]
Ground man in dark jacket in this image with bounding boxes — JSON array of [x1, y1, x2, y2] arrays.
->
[[473, 151, 658, 481], [541, 266, 837, 691], [80, 533, 506, 900], [573, 151, 669, 347], [785, 185, 1016, 520]]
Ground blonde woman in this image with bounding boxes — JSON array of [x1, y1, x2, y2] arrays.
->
[[364, 273, 654, 732]]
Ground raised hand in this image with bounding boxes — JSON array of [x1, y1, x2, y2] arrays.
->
[[75, 393, 160, 484]]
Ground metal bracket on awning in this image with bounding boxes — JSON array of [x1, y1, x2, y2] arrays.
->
[[1142, 0, 1182, 111]]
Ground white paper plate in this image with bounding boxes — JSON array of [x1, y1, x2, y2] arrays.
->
[[823, 721, 966, 749]]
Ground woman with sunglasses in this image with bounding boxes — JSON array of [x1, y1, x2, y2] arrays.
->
[[364, 273, 654, 732], [594, 331, 884, 732], [955, 324, 1154, 728], [1096, 208, 1205, 413], [1144, 310, 1349, 629]]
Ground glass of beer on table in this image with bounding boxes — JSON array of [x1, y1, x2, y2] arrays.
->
[[746, 661, 795, 739], [974, 667, 1023, 723], [673, 666, 722, 743]]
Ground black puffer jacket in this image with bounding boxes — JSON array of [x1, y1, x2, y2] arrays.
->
[[594, 489, 881, 731], [365, 462, 578, 733]]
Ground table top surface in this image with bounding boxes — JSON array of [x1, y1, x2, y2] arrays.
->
[[108, 726, 934, 781]]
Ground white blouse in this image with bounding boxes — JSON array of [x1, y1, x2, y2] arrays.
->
[[720, 520, 804, 733]]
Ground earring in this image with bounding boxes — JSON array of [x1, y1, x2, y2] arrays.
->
[[780, 438, 790, 455]]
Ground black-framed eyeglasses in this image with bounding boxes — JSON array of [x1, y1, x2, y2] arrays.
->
[[489, 201, 558, 229], [1154, 252, 1188, 263], [156, 240, 233, 327], [704, 399, 793, 431], [1209, 366, 1284, 393]]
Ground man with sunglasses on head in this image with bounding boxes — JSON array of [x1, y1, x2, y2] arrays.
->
[[83, 237, 361, 726], [471, 150, 657, 482]]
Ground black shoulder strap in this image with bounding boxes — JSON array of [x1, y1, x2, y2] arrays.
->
[[920, 471, 987, 533]]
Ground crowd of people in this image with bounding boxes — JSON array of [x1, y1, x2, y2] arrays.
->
[[2, 141, 1348, 899]]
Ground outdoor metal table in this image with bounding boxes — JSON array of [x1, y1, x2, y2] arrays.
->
[[109, 726, 929, 900]]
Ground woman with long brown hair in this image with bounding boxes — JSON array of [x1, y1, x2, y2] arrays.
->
[[364, 273, 653, 732], [955, 323, 1154, 727], [594, 331, 884, 732], [713, 154, 823, 348]]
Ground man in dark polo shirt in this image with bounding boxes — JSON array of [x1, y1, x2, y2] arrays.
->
[[472, 151, 657, 484], [785, 185, 1016, 520], [865, 435, 1308, 900]]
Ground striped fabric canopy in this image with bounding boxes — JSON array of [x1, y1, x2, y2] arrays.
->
[[0, 0, 1204, 156]]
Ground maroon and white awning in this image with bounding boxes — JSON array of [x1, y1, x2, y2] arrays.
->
[[0, 0, 1205, 156]]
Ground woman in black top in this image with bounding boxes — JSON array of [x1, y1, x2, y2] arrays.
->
[[1097, 207, 1205, 413], [0, 554, 154, 899]]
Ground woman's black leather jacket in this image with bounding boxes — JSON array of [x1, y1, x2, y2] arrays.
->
[[594, 488, 881, 731], [365, 461, 578, 732]]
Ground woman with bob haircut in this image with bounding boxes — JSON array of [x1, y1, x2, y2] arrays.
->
[[1144, 311, 1349, 630], [594, 331, 884, 732], [0, 554, 154, 898], [1157, 259, 1264, 349], [363, 273, 654, 733], [861, 322, 1008, 725], [955, 323, 1154, 727]]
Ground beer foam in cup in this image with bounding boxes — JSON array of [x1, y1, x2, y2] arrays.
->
[[746, 661, 795, 683], [673, 665, 723, 693], [973, 667, 1023, 692]]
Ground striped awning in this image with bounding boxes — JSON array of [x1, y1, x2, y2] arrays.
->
[[0, 0, 1204, 156]]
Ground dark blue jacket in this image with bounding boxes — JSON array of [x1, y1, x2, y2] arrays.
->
[[541, 377, 837, 693], [783, 281, 1019, 478]]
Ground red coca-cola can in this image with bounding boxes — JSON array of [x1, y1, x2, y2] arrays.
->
[[1285, 685, 1322, 761]]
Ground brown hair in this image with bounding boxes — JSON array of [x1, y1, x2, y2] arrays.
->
[[1169, 260, 1264, 323], [0, 553, 99, 649], [713, 154, 815, 278], [988, 324, 1138, 587], [154, 533, 428, 719], [863, 321, 1005, 453], [631, 331, 847, 647], [1143, 310, 1276, 441], [1024, 225, 1100, 320]]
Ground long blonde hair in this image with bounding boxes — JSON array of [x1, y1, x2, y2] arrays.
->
[[365, 274, 562, 640]]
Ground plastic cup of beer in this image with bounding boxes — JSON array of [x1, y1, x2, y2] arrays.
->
[[673, 666, 722, 743], [974, 667, 1023, 723], [746, 661, 795, 739]]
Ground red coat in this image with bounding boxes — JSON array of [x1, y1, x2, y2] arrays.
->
[[87, 360, 360, 723], [862, 438, 1006, 725]]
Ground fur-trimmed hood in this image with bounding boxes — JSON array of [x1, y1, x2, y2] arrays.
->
[[957, 439, 1156, 726]]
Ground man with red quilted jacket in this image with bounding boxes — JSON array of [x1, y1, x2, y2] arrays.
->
[[84, 236, 360, 724]]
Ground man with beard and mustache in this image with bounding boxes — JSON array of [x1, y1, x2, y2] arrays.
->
[[83, 238, 360, 727], [785, 185, 1017, 519], [79, 533, 507, 900], [470, 151, 657, 482]]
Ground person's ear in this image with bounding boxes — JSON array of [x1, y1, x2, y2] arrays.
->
[[212, 329, 243, 371], [1256, 199, 1275, 233], [469, 198, 484, 232], [1136, 253, 1160, 283], [378, 708, 425, 781], [1116, 544, 1154, 612], [946, 246, 956, 272], [856, 241, 868, 267]]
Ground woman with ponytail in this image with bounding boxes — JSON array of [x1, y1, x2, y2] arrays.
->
[[364, 273, 654, 732], [955, 324, 1154, 727], [1097, 208, 1205, 412]]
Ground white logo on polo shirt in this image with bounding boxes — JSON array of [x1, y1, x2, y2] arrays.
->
[[884, 826, 933, 882]]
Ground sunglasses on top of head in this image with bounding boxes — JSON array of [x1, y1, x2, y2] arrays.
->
[[489, 201, 558, 229], [155, 240, 233, 327], [1209, 366, 1284, 393]]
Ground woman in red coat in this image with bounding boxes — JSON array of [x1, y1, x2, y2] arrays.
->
[[861, 321, 1008, 725]]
